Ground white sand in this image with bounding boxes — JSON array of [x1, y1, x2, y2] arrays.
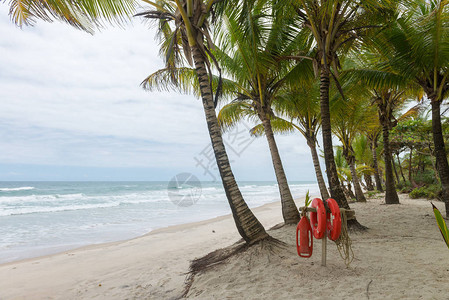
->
[[1, 194, 448, 299]]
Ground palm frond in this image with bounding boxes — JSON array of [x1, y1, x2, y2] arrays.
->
[[9, 0, 138, 32], [141, 66, 238, 100], [250, 117, 298, 137], [217, 101, 256, 132]]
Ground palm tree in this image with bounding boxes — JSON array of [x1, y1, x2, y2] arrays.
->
[[142, 0, 304, 225], [294, 0, 393, 214], [334, 146, 355, 200], [9, 0, 270, 243], [214, 2, 314, 224], [372, 89, 403, 204], [377, 0, 449, 216], [138, 1, 270, 242], [273, 84, 330, 200], [250, 82, 331, 200], [331, 84, 369, 202], [366, 128, 384, 192], [353, 135, 376, 191]]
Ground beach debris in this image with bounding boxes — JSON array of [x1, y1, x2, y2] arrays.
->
[[366, 279, 373, 299]]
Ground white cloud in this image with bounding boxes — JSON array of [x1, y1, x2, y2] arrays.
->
[[0, 4, 318, 181]]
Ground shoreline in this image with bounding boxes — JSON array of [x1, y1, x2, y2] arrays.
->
[[0, 181, 321, 265], [0, 194, 297, 299], [0, 195, 305, 267]]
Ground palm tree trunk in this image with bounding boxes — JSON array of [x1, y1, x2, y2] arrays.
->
[[308, 140, 330, 200], [431, 99, 449, 218], [365, 175, 374, 191], [381, 122, 400, 204], [371, 137, 384, 192], [397, 153, 407, 183], [192, 46, 269, 243], [347, 182, 356, 199], [408, 148, 413, 182], [320, 68, 365, 229], [319, 68, 349, 209], [392, 156, 400, 184], [262, 118, 300, 224], [346, 155, 367, 202]]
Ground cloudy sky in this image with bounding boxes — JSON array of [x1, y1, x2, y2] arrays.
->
[[0, 5, 321, 181]]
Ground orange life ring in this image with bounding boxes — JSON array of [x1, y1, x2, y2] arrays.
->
[[310, 198, 326, 239], [326, 198, 342, 241]]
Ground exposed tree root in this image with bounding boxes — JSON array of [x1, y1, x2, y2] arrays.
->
[[181, 236, 286, 298]]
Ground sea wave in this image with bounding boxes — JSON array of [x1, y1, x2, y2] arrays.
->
[[0, 202, 122, 217], [0, 187, 35, 192]]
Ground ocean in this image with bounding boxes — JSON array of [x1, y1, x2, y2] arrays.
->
[[0, 181, 319, 264]]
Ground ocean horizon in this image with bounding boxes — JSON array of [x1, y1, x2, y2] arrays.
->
[[0, 180, 320, 264]]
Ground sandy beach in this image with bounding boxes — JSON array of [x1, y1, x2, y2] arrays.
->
[[1, 193, 448, 299]]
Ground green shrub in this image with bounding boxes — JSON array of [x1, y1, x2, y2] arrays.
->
[[409, 184, 441, 199], [365, 190, 380, 198], [410, 187, 427, 198], [396, 181, 412, 193], [413, 171, 438, 185]]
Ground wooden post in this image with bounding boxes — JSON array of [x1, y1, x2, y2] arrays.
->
[[322, 229, 327, 266]]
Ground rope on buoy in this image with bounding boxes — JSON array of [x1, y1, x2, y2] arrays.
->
[[334, 209, 354, 267]]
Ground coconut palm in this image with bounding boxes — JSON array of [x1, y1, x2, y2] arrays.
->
[[142, 0, 307, 225], [293, 0, 394, 214], [331, 84, 370, 202], [334, 146, 355, 200], [250, 82, 330, 200], [372, 89, 403, 204], [215, 2, 315, 224], [273, 83, 330, 200], [9, 0, 270, 243], [377, 0, 449, 216], [353, 135, 376, 191], [138, 0, 270, 242], [366, 127, 384, 192]]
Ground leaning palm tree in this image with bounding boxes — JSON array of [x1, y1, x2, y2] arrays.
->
[[215, 2, 315, 224], [138, 1, 269, 242], [272, 83, 330, 200], [142, 0, 304, 225], [9, 0, 270, 244], [248, 82, 330, 200]]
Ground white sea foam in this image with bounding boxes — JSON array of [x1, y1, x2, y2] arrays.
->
[[0, 186, 35, 192], [0, 202, 122, 216]]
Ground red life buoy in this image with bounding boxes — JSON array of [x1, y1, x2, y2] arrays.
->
[[310, 198, 326, 239], [296, 216, 313, 257], [326, 198, 342, 241]]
